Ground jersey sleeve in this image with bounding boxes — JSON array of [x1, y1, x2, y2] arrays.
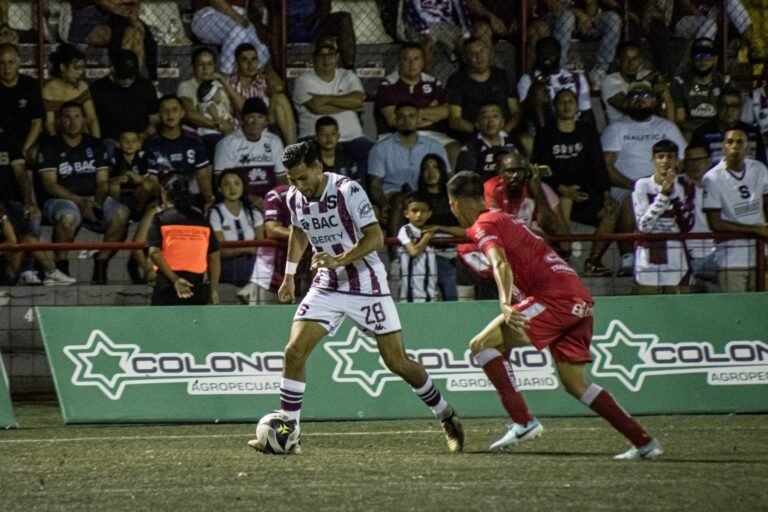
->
[[272, 137, 286, 176], [343, 181, 377, 228], [471, 218, 504, 254], [702, 173, 722, 211], [600, 122, 622, 152], [340, 69, 365, 94], [262, 188, 284, 222], [207, 206, 224, 231]]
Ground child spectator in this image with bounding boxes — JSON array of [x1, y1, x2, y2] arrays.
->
[[397, 193, 438, 302], [208, 169, 264, 287], [196, 80, 236, 138]]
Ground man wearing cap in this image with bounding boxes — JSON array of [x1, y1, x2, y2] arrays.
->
[[601, 80, 687, 276], [670, 37, 731, 138], [91, 49, 159, 150], [292, 36, 373, 179], [213, 97, 288, 210]]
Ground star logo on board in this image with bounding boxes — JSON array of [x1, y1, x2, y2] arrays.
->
[[590, 320, 659, 392], [63, 330, 141, 400], [323, 327, 399, 397]]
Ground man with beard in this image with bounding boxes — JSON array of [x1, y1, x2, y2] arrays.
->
[[601, 81, 686, 276], [368, 102, 449, 237], [691, 87, 767, 165], [670, 38, 731, 138], [517, 37, 594, 130]]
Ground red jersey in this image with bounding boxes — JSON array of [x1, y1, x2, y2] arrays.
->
[[467, 210, 591, 302]]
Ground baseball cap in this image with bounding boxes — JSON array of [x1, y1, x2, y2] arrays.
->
[[242, 97, 268, 116], [627, 80, 652, 93], [691, 38, 716, 56], [113, 49, 139, 80], [314, 37, 338, 55]]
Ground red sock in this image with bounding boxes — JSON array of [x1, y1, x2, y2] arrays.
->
[[482, 355, 534, 425], [585, 386, 652, 447]]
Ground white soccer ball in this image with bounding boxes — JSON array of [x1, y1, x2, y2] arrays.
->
[[255, 411, 301, 455]]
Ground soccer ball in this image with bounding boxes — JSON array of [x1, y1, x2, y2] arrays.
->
[[253, 411, 301, 455]]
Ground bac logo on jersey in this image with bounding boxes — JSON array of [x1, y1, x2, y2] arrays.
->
[[311, 216, 339, 229]]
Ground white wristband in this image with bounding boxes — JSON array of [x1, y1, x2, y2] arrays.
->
[[285, 261, 298, 275]]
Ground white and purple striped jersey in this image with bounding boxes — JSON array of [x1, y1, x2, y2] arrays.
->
[[287, 173, 390, 296]]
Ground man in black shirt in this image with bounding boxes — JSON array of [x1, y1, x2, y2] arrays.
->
[[38, 102, 130, 283], [0, 43, 44, 161], [91, 49, 159, 150], [314, 116, 360, 183]]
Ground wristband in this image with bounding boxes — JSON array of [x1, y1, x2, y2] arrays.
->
[[285, 261, 298, 275]]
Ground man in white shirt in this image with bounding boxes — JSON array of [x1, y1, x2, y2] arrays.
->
[[292, 37, 373, 179], [601, 81, 687, 275], [703, 128, 768, 292], [601, 41, 642, 124]]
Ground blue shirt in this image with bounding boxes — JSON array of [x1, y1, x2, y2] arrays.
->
[[367, 134, 448, 195]]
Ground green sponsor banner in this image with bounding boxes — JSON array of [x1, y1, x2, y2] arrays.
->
[[38, 293, 768, 424], [0, 354, 18, 428]]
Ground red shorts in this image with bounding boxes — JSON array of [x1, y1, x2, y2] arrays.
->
[[515, 296, 594, 364]]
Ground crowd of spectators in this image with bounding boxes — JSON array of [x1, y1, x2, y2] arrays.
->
[[0, 0, 767, 300]]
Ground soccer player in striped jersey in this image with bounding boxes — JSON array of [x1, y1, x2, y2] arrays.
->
[[248, 140, 464, 453], [447, 170, 662, 459]]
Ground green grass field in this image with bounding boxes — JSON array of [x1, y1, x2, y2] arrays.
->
[[1, 404, 767, 511]]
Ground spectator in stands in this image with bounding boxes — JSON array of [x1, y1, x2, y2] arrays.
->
[[177, 48, 237, 157], [191, 0, 270, 75], [292, 37, 372, 178], [680, 143, 719, 292], [742, 82, 768, 146], [67, 0, 158, 80], [144, 95, 214, 211], [236, 184, 310, 305], [518, 37, 595, 129], [691, 87, 767, 165], [446, 37, 520, 143], [533, 89, 617, 276], [396, 193, 439, 302], [91, 49, 159, 154], [0, 133, 76, 286], [635, 0, 675, 75], [417, 154, 460, 301], [403, 0, 471, 73], [213, 97, 287, 210], [0, 24, 17, 46], [529, 0, 622, 89], [463, 0, 516, 42], [110, 128, 157, 283], [601, 80, 687, 276], [0, 43, 43, 162], [631, 139, 695, 294], [670, 38, 730, 138], [703, 127, 768, 292], [602, 41, 643, 124], [227, 43, 296, 145], [368, 102, 449, 237], [267, 0, 356, 70], [148, 174, 220, 305], [456, 103, 528, 182], [196, 80, 236, 140], [376, 42, 458, 164], [672, 0, 756, 56], [42, 44, 100, 138], [314, 116, 360, 182], [208, 169, 264, 287], [37, 102, 130, 284]]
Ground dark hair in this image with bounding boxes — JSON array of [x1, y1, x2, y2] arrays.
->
[[404, 192, 432, 209], [553, 88, 577, 104], [447, 171, 485, 199], [716, 86, 743, 108], [616, 40, 641, 59], [685, 142, 711, 157], [282, 140, 321, 169], [418, 153, 449, 196], [234, 43, 257, 61], [477, 102, 506, 120], [59, 101, 85, 115], [159, 94, 183, 108], [217, 169, 245, 190], [536, 36, 561, 55], [161, 173, 195, 214], [196, 80, 217, 103], [652, 139, 679, 155], [315, 116, 338, 132], [463, 36, 487, 50], [399, 42, 423, 54], [0, 42, 19, 56], [50, 44, 85, 78], [191, 46, 216, 65]]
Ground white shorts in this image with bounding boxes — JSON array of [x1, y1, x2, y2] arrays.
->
[[293, 288, 402, 336]]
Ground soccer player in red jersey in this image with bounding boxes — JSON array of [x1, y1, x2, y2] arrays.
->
[[447, 168, 662, 459]]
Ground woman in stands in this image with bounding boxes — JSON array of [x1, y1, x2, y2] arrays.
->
[[42, 44, 101, 137], [148, 174, 220, 306], [208, 169, 264, 289]]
